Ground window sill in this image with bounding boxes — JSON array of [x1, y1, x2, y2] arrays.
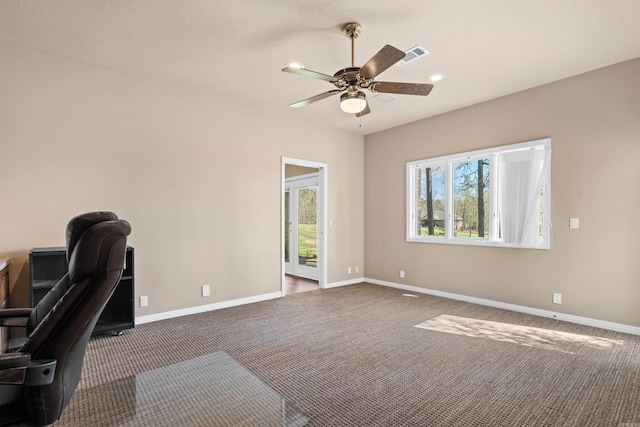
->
[[406, 236, 549, 250]]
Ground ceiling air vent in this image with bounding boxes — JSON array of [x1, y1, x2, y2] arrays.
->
[[373, 93, 397, 103], [396, 45, 429, 67]]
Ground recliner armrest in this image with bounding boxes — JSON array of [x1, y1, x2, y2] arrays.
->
[[0, 308, 33, 327], [0, 352, 30, 384], [0, 353, 56, 386]]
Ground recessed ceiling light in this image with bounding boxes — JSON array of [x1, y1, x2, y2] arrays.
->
[[428, 74, 445, 82], [286, 62, 304, 69]]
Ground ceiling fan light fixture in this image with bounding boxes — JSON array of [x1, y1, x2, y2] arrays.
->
[[428, 73, 445, 82], [282, 23, 434, 117], [340, 91, 367, 114]]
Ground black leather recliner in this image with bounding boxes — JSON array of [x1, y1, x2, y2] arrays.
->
[[0, 212, 131, 425]]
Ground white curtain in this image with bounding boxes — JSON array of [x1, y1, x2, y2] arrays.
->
[[498, 148, 550, 246]]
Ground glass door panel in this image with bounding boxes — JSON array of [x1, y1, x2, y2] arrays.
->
[[284, 189, 290, 264], [296, 186, 317, 271]]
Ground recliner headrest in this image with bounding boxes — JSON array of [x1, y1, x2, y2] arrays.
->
[[68, 219, 132, 284], [66, 212, 119, 262]]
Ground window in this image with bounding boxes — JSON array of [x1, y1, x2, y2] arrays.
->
[[407, 138, 551, 249]]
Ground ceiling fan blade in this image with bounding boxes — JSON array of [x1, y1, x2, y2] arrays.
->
[[372, 81, 434, 96], [359, 45, 406, 80], [282, 66, 338, 83], [289, 90, 342, 108], [356, 103, 371, 117]]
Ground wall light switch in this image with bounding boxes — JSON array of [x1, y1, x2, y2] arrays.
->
[[569, 218, 579, 229]]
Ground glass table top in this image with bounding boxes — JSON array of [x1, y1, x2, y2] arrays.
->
[[57, 351, 309, 427]]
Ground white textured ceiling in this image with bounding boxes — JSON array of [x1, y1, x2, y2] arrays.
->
[[1, 0, 639, 135]]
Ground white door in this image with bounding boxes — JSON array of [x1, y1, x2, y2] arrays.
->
[[284, 175, 319, 280]]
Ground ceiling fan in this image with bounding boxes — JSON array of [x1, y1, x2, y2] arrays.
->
[[282, 22, 434, 117]]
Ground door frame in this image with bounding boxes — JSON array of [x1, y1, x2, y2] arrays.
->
[[281, 157, 328, 293]]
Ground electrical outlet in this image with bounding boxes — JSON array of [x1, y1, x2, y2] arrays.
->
[[400, 270, 405, 279], [202, 284, 211, 297], [348, 267, 352, 274], [553, 293, 562, 304], [140, 295, 148, 307], [355, 266, 359, 273]]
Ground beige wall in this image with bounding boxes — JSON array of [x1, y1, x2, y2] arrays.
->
[[3, 36, 637, 328], [0, 39, 364, 314], [364, 58, 640, 326]]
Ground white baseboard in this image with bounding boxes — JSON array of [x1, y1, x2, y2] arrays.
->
[[135, 291, 282, 325], [134, 277, 361, 325], [365, 277, 640, 336], [324, 277, 363, 289]]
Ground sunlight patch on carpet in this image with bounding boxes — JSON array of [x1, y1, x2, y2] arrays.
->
[[414, 314, 624, 353]]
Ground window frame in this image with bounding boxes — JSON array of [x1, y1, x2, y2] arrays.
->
[[406, 138, 551, 249]]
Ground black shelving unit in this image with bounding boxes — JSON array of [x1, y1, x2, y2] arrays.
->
[[29, 246, 134, 336]]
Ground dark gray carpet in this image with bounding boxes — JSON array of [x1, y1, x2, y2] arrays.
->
[[56, 283, 640, 426]]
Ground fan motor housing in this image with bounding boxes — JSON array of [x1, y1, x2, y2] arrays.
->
[[333, 67, 372, 90]]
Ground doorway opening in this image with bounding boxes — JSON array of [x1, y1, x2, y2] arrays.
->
[[282, 158, 327, 295], [285, 274, 319, 294]]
